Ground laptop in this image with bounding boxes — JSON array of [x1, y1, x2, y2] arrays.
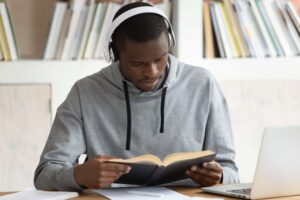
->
[[202, 125, 300, 199]]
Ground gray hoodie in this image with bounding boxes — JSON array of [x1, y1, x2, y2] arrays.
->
[[34, 55, 239, 191]]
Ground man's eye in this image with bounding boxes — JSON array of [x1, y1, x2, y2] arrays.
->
[[132, 63, 143, 67]]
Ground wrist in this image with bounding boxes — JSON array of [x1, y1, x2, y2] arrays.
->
[[74, 164, 87, 189]]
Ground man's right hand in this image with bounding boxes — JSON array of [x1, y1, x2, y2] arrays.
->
[[74, 155, 131, 189]]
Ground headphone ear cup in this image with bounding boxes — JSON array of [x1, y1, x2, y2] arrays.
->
[[168, 32, 173, 47], [111, 43, 119, 61]]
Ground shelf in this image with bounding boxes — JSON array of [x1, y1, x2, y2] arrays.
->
[[0, 59, 107, 117]]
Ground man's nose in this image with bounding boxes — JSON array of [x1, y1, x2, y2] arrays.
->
[[143, 63, 159, 77]]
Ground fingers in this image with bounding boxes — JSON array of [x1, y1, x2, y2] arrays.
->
[[191, 165, 222, 180], [186, 161, 223, 186], [203, 161, 223, 173], [187, 170, 218, 186]]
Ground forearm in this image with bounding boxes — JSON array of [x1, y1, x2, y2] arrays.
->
[[34, 163, 83, 191]]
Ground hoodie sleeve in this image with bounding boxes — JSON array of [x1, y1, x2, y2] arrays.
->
[[203, 77, 240, 184], [34, 83, 85, 191]]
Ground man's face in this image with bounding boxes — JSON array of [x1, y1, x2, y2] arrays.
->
[[119, 32, 169, 92]]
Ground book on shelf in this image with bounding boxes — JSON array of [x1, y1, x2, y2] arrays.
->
[[44, 1, 68, 60], [61, 0, 86, 60], [248, 0, 278, 57], [203, 1, 215, 58], [0, 1, 18, 60], [0, 41, 3, 60], [286, 2, 300, 36], [0, 14, 11, 60], [107, 150, 216, 186], [42, 0, 172, 60], [260, 0, 298, 57], [77, 0, 97, 59], [55, 8, 72, 60], [223, 0, 250, 57], [84, 2, 108, 59], [203, 0, 300, 58], [6, 0, 55, 59], [275, 0, 300, 54], [210, 3, 226, 58], [71, 3, 90, 59], [255, 0, 285, 57]]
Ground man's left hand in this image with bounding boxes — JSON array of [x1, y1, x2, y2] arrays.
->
[[186, 161, 223, 187]]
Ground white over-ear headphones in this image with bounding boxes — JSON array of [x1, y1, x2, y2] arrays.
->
[[103, 5, 176, 63]]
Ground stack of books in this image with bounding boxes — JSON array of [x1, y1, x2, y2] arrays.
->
[[203, 0, 300, 58], [44, 0, 171, 60]]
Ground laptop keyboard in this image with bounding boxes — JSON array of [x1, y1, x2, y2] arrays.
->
[[227, 188, 251, 195]]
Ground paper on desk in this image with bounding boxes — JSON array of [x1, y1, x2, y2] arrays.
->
[[0, 188, 78, 200], [94, 186, 191, 200]]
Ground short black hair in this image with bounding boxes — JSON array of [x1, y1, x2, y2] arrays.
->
[[111, 2, 169, 53]]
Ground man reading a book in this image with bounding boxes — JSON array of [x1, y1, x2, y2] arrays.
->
[[34, 2, 239, 191]]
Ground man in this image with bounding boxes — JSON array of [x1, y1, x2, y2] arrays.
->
[[34, 2, 239, 191]]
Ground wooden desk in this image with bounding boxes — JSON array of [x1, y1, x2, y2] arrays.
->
[[1, 187, 300, 200]]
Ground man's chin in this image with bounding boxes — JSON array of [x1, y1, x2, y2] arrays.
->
[[137, 80, 159, 92]]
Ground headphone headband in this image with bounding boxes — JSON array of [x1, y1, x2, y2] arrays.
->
[[103, 6, 176, 63]]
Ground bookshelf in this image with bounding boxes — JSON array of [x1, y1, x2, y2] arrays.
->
[[1, 0, 300, 190], [174, 0, 300, 183]]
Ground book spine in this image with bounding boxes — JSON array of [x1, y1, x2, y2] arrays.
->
[[61, 0, 86, 60], [224, 0, 250, 57], [203, 1, 215, 58], [210, 2, 226, 58], [77, 0, 96, 59], [255, 0, 285, 57], [44, 2, 67, 60], [249, 0, 278, 57], [286, 2, 300, 35], [0, 15, 11, 60], [262, 0, 297, 57], [144, 166, 165, 186], [0, 2, 17, 60]]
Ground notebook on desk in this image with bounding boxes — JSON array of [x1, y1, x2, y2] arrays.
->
[[202, 125, 300, 199]]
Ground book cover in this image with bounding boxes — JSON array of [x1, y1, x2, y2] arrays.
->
[[107, 150, 216, 186]]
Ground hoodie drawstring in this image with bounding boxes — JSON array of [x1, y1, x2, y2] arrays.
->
[[160, 87, 167, 133], [122, 81, 132, 151], [122, 81, 168, 151]]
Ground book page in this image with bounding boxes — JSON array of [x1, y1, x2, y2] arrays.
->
[[109, 154, 162, 166], [0, 188, 78, 200], [162, 150, 214, 166]]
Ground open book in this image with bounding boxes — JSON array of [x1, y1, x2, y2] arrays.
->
[[107, 150, 216, 186]]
